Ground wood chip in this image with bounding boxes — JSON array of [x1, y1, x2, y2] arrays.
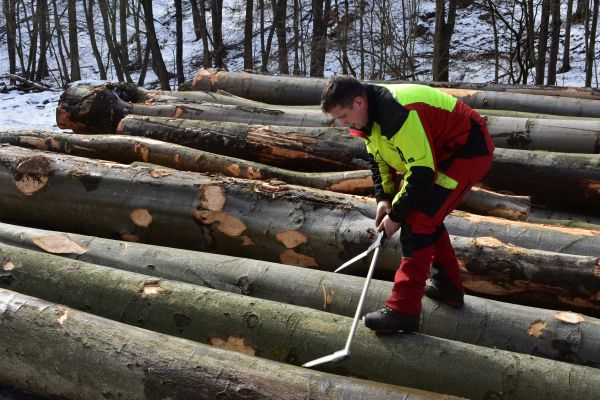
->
[[32, 235, 88, 255], [554, 311, 585, 324]]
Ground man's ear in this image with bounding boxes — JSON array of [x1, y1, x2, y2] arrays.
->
[[353, 95, 365, 108]]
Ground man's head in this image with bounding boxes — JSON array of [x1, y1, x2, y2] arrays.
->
[[321, 76, 369, 130]]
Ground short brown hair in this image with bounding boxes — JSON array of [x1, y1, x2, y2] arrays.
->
[[320, 76, 366, 113]]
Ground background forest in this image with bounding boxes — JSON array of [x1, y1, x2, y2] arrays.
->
[[1, 0, 599, 92]]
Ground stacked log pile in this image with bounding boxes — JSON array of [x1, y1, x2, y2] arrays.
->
[[0, 70, 599, 399]]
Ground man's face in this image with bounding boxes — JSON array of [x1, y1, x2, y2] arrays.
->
[[328, 96, 368, 130]]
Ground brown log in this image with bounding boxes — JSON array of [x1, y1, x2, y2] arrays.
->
[[0, 288, 448, 400], [2, 221, 600, 349], [1, 248, 599, 400], [188, 69, 600, 117], [0, 129, 530, 220]]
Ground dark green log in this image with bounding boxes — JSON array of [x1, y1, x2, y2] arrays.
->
[[0, 288, 447, 400], [0, 130, 530, 220], [1, 222, 600, 357], [1, 247, 599, 400], [189, 69, 600, 117]]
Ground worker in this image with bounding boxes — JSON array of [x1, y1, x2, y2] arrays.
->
[[321, 76, 494, 333]]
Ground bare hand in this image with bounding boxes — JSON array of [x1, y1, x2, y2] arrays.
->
[[375, 200, 392, 227], [377, 215, 401, 239]]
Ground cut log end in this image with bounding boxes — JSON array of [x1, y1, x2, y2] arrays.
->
[[275, 230, 308, 249], [130, 209, 153, 228], [280, 249, 319, 268], [554, 311, 585, 324]]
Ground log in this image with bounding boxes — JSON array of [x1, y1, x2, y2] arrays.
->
[[0, 129, 531, 220], [0, 289, 447, 400], [483, 149, 600, 215], [2, 222, 600, 352], [115, 115, 370, 172], [485, 115, 600, 153], [116, 115, 600, 214], [56, 83, 333, 134], [1, 249, 599, 400], [0, 146, 596, 270], [189, 69, 600, 118]]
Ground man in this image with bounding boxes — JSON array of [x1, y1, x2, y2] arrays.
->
[[321, 76, 494, 333]]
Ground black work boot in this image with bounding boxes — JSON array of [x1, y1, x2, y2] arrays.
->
[[363, 307, 419, 333], [424, 262, 464, 307]]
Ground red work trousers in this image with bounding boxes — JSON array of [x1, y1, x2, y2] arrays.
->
[[385, 126, 494, 316]]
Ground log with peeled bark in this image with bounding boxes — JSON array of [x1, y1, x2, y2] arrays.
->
[[2, 221, 600, 353], [1, 250, 599, 400], [189, 69, 600, 117], [0, 289, 450, 400], [56, 83, 334, 134], [0, 146, 597, 270], [0, 130, 530, 220]]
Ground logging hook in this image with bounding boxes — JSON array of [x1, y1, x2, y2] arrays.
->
[[302, 230, 386, 368]]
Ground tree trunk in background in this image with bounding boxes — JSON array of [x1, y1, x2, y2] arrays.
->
[[140, 0, 171, 89], [196, 0, 212, 67], [243, 0, 254, 69], [35, 0, 48, 82], [535, 0, 550, 85], [546, 0, 561, 84], [273, 0, 289, 74], [133, 0, 142, 67], [432, 0, 456, 82], [175, 0, 185, 85], [292, 0, 301, 74], [3, 0, 17, 83], [585, 0, 599, 87], [310, 0, 328, 77], [573, 0, 587, 22], [68, 0, 81, 82], [98, 0, 126, 82], [0, 289, 429, 400], [83, 0, 107, 80], [51, 0, 70, 84], [26, 0, 39, 80], [211, 0, 226, 68], [119, 0, 129, 68], [560, 0, 574, 73]]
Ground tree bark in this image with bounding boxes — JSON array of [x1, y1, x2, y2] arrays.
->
[[432, 0, 457, 82], [3, 221, 600, 340], [546, 0, 561, 85], [211, 0, 226, 68], [0, 288, 443, 400], [189, 70, 600, 117], [0, 146, 597, 271], [243, 0, 254, 70], [119, 0, 129, 68], [67, 0, 81, 82], [98, 0, 127, 82], [585, 0, 599, 87], [273, 0, 288, 74], [0, 129, 531, 220], [175, 0, 185, 85], [559, 0, 574, 73], [1, 250, 599, 399], [141, 0, 171, 89], [535, 0, 550, 85], [3, 0, 17, 82]]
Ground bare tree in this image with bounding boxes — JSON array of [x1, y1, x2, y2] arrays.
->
[[190, 0, 212, 67], [51, 0, 70, 84], [83, 0, 107, 80], [292, 0, 301, 74], [535, 0, 550, 85], [273, 0, 289, 74], [119, 0, 130, 67], [35, 0, 49, 81], [585, 0, 599, 86], [573, 0, 587, 23], [546, 0, 561, 85], [432, 0, 457, 81], [211, 0, 226, 68], [243, 0, 254, 69], [559, 0, 574, 73], [2, 0, 17, 83], [175, 0, 185, 85], [310, 0, 331, 77], [68, 0, 81, 82], [140, 0, 171, 88]]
